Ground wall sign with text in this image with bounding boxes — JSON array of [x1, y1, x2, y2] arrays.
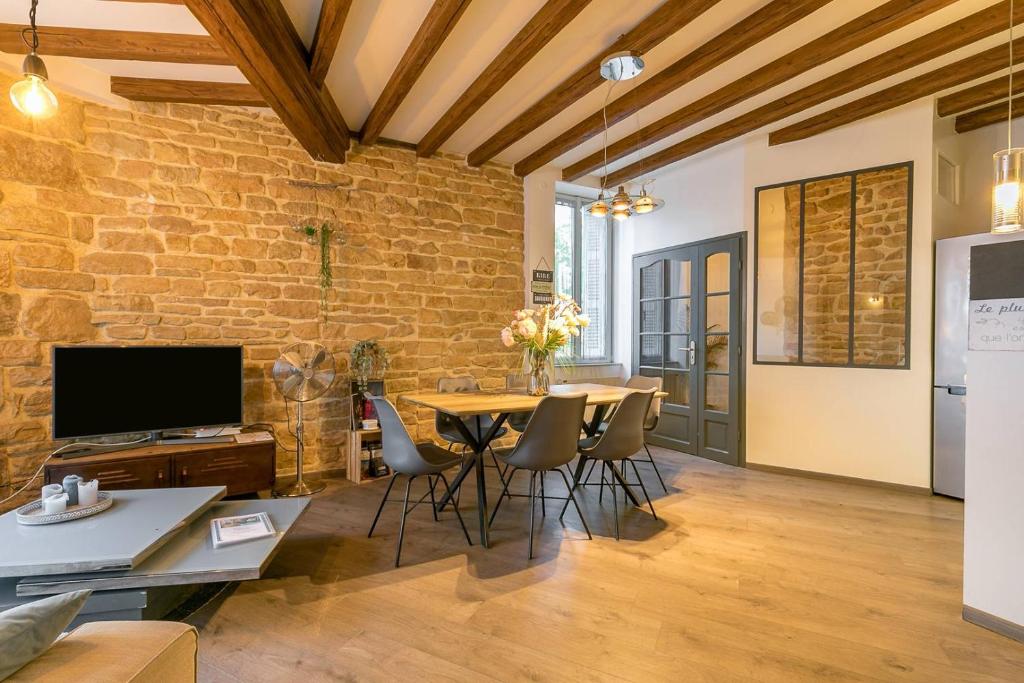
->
[[969, 298, 1024, 351], [531, 265, 553, 305]]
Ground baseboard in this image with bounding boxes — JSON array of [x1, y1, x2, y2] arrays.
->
[[963, 605, 1024, 644], [274, 466, 347, 486], [746, 463, 932, 495]]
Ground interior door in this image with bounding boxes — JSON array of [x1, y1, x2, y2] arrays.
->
[[634, 247, 697, 452], [633, 234, 745, 466]]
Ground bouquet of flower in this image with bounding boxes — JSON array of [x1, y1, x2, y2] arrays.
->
[[500, 294, 589, 395]]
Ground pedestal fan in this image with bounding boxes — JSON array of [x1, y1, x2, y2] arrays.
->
[[272, 342, 336, 497]]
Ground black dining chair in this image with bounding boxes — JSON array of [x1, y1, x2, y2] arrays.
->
[[488, 393, 592, 559], [585, 375, 667, 492], [368, 396, 472, 567], [571, 387, 657, 540]]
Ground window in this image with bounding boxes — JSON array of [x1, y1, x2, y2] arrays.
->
[[554, 194, 612, 362], [754, 162, 912, 369]]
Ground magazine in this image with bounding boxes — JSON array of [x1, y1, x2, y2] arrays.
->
[[210, 511, 276, 548]]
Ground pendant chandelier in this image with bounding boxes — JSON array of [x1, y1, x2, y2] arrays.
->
[[583, 51, 665, 220], [992, 0, 1023, 234], [9, 0, 58, 119]]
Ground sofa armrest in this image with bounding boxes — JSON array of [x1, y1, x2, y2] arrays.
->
[[7, 620, 197, 682]]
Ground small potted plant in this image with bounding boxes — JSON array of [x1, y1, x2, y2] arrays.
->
[[500, 294, 589, 396], [350, 340, 390, 393]]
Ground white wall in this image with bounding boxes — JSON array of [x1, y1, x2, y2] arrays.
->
[[522, 168, 559, 306], [743, 99, 935, 487], [964, 349, 1024, 629], [606, 99, 935, 487]]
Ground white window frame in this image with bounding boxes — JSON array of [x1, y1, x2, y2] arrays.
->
[[554, 193, 614, 364]]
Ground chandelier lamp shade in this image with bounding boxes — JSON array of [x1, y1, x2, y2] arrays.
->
[[991, 0, 1023, 234], [9, 0, 58, 119], [992, 148, 1024, 233]]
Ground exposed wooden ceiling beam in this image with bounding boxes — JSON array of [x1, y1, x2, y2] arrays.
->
[[466, 0, 716, 168], [100, 1, 186, 4], [360, 0, 471, 146], [937, 72, 1024, 117], [110, 76, 265, 106], [954, 98, 1024, 133], [602, 0, 1024, 188], [562, 0, 957, 182], [309, 0, 352, 88], [0, 23, 230, 64], [416, 0, 591, 158], [515, 0, 831, 178], [770, 39, 1024, 145], [184, 0, 350, 163]]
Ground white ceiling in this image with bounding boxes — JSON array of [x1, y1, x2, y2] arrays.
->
[[0, 0, 1011, 180]]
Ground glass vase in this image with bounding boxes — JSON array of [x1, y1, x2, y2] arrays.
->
[[523, 349, 554, 396]]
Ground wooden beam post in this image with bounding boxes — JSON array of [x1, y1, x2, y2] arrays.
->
[[183, 0, 350, 163], [514, 0, 832, 178], [0, 23, 230, 64], [309, 0, 352, 88], [416, 0, 591, 158], [601, 0, 1024, 187], [110, 77, 265, 106], [360, 0, 471, 146], [955, 98, 1024, 134], [561, 0, 958, 181], [937, 72, 1024, 117], [466, 0, 715, 168]]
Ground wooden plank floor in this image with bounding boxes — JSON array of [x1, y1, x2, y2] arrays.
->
[[186, 449, 1024, 682]]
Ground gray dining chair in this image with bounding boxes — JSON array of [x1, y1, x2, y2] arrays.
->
[[586, 375, 667, 492], [488, 393, 592, 559], [368, 396, 472, 567], [570, 387, 657, 540]]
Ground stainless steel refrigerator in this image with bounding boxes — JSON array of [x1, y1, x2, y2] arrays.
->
[[933, 233, 1024, 498]]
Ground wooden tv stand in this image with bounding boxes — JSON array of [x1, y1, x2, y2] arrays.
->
[[44, 440, 276, 497]]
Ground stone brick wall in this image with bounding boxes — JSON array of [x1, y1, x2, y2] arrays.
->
[[853, 166, 908, 366], [0, 74, 524, 504], [802, 176, 852, 365]]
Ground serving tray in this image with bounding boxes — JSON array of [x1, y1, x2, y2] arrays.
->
[[16, 492, 114, 526]]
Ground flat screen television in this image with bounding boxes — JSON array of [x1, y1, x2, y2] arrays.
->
[[52, 345, 244, 440]]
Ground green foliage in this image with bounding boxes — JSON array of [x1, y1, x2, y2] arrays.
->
[[351, 339, 389, 390]]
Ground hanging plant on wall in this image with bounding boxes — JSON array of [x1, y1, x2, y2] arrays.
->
[[294, 222, 337, 321]]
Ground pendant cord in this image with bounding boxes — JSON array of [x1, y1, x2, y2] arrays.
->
[[21, 0, 40, 52], [601, 80, 616, 191], [1010, 0, 1015, 151]]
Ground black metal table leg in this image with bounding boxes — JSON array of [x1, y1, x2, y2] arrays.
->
[[435, 412, 508, 548]]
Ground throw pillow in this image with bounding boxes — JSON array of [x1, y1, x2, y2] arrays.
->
[[0, 589, 91, 681]]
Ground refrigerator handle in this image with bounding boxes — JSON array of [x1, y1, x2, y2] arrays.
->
[[934, 384, 967, 396]]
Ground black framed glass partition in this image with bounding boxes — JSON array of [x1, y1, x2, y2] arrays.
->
[[753, 162, 912, 369]]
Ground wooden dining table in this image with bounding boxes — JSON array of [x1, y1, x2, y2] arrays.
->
[[398, 382, 667, 548]]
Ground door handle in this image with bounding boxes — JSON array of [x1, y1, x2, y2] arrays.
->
[[688, 340, 696, 367], [935, 385, 967, 396]]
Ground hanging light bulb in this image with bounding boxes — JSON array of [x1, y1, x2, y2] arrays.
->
[[610, 186, 631, 211], [584, 190, 609, 217], [631, 184, 664, 215], [993, 149, 1024, 233], [9, 0, 58, 120], [992, 0, 1023, 234]]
